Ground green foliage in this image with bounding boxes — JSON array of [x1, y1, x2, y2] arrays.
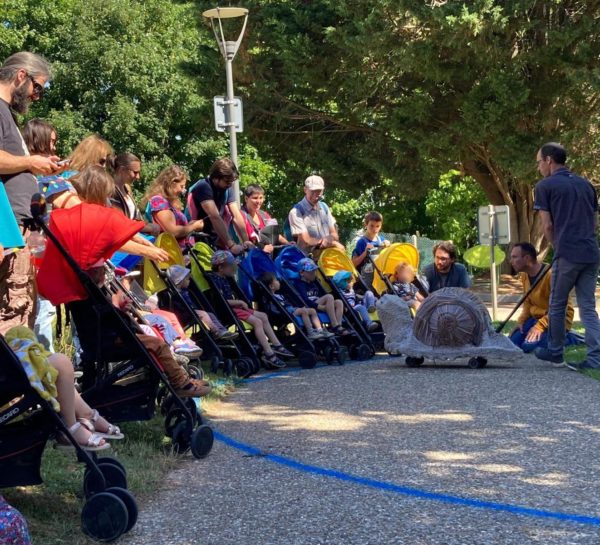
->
[[425, 170, 487, 250]]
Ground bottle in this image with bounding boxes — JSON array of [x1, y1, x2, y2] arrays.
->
[[28, 230, 46, 269]]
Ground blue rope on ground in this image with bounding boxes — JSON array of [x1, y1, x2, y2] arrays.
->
[[214, 430, 600, 527]]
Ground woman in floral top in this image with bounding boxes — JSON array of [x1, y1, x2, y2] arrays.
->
[[141, 165, 204, 249]]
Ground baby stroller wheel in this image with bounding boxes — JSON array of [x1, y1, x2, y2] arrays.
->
[[323, 344, 334, 365], [156, 385, 169, 413], [105, 487, 138, 533], [96, 456, 126, 475], [235, 358, 254, 379], [84, 462, 128, 498], [210, 356, 220, 374], [165, 407, 188, 438], [171, 421, 191, 454], [468, 357, 487, 369], [336, 347, 348, 365], [405, 357, 424, 368], [185, 398, 200, 425], [187, 364, 204, 380], [353, 343, 371, 361], [224, 358, 234, 376], [191, 425, 214, 459], [298, 350, 317, 369], [249, 356, 261, 374], [81, 491, 128, 542]]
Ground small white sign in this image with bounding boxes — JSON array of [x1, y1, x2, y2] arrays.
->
[[213, 96, 243, 133], [478, 205, 511, 245]]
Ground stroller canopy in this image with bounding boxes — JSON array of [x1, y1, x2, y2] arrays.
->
[[274, 245, 308, 281], [189, 241, 215, 292], [143, 233, 185, 295], [372, 243, 419, 296], [318, 247, 358, 278], [239, 249, 277, 301], [38, 203, 143, 305]]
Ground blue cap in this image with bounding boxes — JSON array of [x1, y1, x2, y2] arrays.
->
[[211, 250, 236, 267], [298, 257, 318, 272], [332, 270, 352, 289]]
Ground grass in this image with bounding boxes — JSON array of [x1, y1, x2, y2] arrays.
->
[[2, 368, 235, 545]]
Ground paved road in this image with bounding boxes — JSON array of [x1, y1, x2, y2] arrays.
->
[[123, 354, 600, 545]]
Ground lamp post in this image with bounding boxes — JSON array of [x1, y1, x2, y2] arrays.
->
[[203, 6, 249, 204]]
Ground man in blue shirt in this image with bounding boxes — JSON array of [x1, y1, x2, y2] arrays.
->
[[533, 142, 600, 370], [422, 241, 471, 293]]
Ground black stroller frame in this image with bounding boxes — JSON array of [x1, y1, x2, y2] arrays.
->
[[147, 258, 243, 377], [0, 335, 138, 541], [30, 195, 214, 460]]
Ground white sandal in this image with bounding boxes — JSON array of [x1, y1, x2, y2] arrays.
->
[[56, 422, 110, 452], [78, 409, 124, 440]]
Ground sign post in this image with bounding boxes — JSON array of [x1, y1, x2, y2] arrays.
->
[[478, 205, 511, 321]]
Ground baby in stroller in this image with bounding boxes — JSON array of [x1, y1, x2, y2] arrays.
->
[[293, 258, 348, 335], [210, 250, 293, 369], [166, 264, 239, 342], [332, 271, 379, 332], [391, 261, 424, 310], [259, 271, 335, 341]]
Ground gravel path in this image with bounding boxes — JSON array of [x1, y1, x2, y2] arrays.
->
[[122, 354, 600, 545]]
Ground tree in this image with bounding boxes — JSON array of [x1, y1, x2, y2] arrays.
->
[[236, 0, 599, 247]]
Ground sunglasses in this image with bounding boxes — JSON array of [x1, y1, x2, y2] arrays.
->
[[27, 75, 45, 98]]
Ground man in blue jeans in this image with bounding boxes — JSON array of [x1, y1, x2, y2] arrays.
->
[[533, 142, 600, 370]]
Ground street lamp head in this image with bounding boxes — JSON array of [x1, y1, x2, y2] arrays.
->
[[203, 6, 249, 61]]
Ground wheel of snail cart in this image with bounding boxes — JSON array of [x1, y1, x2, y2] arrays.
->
[[468, 357, 487, 369], [190, 425, 214, 459], [405, 356, 425, 368], [105, 487, 138, 533], [298, 350, 317, 369], [81, 491, 128, 542], [83, 462, 128, 499]]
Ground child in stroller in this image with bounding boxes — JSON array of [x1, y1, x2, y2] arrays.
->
[[391, 261, 424, 310], [210, 250, 293, 369], [259, 271, 335, 341], [293, 258, 348, 335], [332, 271, 380, 332], [165, 264, 238, 342]]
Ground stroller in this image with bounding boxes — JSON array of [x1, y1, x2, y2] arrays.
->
[[275, 246, 374, 361], [318, 247, 385, 353], [142, 233, 241, 377], [31, 196, 214, 459], [188, 241, 265, 377], [238, 248, 342, 368], [0, 335, 138, 542]]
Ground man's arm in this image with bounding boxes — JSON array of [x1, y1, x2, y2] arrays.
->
[[0, 150, 60, 176], [200, 199, 243, 253], [228, 201, 250, 244], [538, 210, 554, 244]]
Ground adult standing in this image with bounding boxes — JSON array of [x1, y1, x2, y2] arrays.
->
[[0, 52, 59, 335], [422, 241, 471, 293], [241, 184, 289, 250], [108, 152, 160, 235], [288, 175, 344, 254], [142, 165, 205, 249], [186, 157, 251, 255], [509, 242, 577, 353], [533, 142, 600, 370]]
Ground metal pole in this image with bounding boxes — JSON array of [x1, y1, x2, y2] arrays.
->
[[488, 204, 498, 321], [224, 45, 240, 205]]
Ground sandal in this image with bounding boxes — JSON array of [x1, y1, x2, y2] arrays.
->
[[262, 352, 286, 370], [56, 422, 111, 452], [175, 379, 212, 398], [272, 345, 294, 358], [78, 409, 124, 440]]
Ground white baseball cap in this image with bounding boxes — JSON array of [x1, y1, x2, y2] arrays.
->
[[304, 175, 325, 191]]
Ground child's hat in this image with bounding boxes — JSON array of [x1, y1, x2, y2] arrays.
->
[[166, 264, 191, 286], [211, 250, 236, 267], [332, 270, 352, 289], [298, 257, 318, 272]]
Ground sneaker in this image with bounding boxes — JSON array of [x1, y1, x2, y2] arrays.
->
[[566, 360, 600, 372], [318, 328, 336, 339], [215, 329, 239, 341], [272, 345, 294, 358], [307, 329, 324, 340], [173, 340, 203, 358], [534, 346, 565, 367], [367, 322, 380, 332]]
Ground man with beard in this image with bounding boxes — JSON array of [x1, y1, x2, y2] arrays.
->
[[0, 51, 59, 334], [422, 240, 471, 293]]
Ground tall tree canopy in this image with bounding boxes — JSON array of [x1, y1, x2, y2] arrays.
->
[[238, 0, 599, 245]]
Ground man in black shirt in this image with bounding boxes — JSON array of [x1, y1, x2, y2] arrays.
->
[[187, 157, 251, 255], [0, 51, 59, 334]]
